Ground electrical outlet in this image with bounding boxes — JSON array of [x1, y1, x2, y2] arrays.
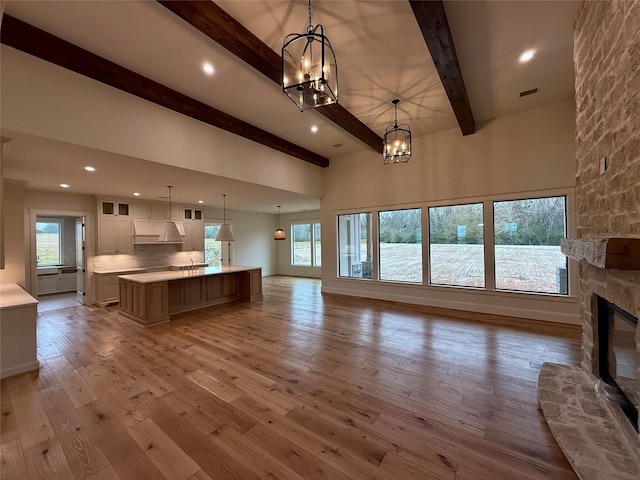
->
[[600, 157, 608, 175]]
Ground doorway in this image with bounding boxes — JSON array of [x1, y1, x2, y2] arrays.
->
[[29, 209, 93, 310]]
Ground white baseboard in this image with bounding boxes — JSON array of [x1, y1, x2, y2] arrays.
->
[[1, 360, 40, 379], [321, 285, 580, 325]]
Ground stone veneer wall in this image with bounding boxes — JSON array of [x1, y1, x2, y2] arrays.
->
[[574, 0, 640, 449]]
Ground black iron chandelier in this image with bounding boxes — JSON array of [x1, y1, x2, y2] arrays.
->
[[282, 0, 337, 111], [383, 99, 412, 164]]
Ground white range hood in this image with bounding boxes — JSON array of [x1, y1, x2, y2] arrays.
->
[[133, 219, 184, 244]]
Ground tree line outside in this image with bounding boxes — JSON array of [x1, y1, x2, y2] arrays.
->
[[357, 197, 567, 293], [378, 197, 565, 247]]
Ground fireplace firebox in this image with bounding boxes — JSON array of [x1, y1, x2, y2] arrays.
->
[[597, 295, 639, 432]]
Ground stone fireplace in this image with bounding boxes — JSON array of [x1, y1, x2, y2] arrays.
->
[[537, 1, 640, 479]]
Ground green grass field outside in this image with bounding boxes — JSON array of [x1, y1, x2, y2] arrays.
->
[[36, 233, 61, 265]]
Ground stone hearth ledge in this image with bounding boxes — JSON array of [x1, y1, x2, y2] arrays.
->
[[538, 363, 639, 480]]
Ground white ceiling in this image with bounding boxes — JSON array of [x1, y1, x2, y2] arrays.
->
[[1, 0, 581, 213]]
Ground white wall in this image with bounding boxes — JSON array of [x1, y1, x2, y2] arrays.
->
[[211, 209, 278, 276], [1, 46, 323, 198], [321, 100, 580, 324]]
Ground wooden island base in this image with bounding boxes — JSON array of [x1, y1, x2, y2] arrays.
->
[[118, 266, 262, 326]]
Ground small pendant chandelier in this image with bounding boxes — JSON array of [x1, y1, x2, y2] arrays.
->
[[215, 193, 234, 242], [383, 99, 412, 164], [274, 205, 286, 240], [282, 0, 337, 111]]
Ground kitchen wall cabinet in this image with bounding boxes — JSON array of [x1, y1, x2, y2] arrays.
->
[[181, 207, 204, 252], [183, 208, 203, 221], [99, 198, 203, 252], [182, 221, 205, 252], [98, 217, 133, 254], [133, 203, 151, 219], [101, 201, 130, 216], [133, 202, 171, 220], [98, 198, 133, 254]]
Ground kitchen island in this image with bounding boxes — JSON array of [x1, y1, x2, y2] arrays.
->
[[118, 266, 262, 326]]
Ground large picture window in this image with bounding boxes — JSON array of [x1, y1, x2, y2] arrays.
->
[[379, 208, 422, 283], [429, 203, 484, 287], [338, 213, 372, 278], [494, 196, 567, 294], [292, 223, 312, 265], [36, 219, 62, 266], [291, 222, 321, 266], [335, 193, 570, 297]]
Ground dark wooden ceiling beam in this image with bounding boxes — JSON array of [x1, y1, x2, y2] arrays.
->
[[157, 0, 384, 153], [0, 14, 329, 168], [409, 0, 475, 136]]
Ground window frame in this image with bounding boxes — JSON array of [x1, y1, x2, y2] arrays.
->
[[36, 218, 63, 266], [378, 207, 422, 284], [428, 202, 485, 288], [333, 189, 574, 297], [337, 212, 373, 279], [204, 223, 233, 266], [492, 194, 568, 295], [290, 221, 321, 267]]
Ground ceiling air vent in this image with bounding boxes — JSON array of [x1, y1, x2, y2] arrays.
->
[[519, 88, 539, 97]]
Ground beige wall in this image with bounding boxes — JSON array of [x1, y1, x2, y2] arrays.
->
[[0, 181, 26, 286], [321, 100, 579, 324]]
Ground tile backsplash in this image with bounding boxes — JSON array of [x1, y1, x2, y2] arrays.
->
[[93, 244, 205, 271]]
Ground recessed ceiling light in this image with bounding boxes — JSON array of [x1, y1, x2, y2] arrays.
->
[[60, 183, 69, 188], [202, 63, 214, 75], [198, 200, 204, 204], [310, 125, 318, 133], [84, 166, 96, 172], [133, 192, 141, 196], [519, 49, 535, 63]]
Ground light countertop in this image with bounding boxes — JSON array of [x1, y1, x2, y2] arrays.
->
[[118, 265, 261, 284], [0, 284, 38, 309]]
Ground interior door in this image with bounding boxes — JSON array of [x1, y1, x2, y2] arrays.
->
[[76, 217, 86, 304]]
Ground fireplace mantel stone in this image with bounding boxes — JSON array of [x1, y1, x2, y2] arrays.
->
[[561, 238, 640, 270]]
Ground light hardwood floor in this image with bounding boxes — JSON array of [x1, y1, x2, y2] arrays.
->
[[1, 276, 581, 479]]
